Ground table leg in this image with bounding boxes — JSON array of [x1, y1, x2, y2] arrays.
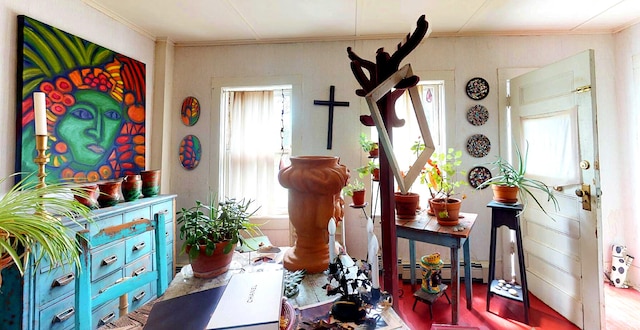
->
[[463, 237, 472, 310], [450, 245, 459, 324], [409, 239, 416, 290]]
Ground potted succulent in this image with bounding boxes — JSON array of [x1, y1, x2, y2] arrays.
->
[[423, 148, 467, 225], [343, 179, 366, 206], [476, 141, 559, 217], [177, 195, 260, 278], [356, 160, 380, 181], [359, 133, 379, 158], [0, 173, 94, 287]]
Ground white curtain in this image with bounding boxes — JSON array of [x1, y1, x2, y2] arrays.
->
[[226, 90, 286, 216]]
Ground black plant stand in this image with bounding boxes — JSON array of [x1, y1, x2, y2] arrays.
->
[[486, 201, 530, 324]]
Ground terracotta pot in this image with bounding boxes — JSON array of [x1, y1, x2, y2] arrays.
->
[[492, 185, 519, 204], [74, 184, 99, 209], [395, 192, 420, 219], [351, 189, 366, 206], [188, 240, 235, 278], [97, 180, 122, 207], [368, 145, 379, 158], [278, 156, 349, 273], [372, 168, 380, 181], [140, 169, 161, 197], [429, 198, 462, 226], [122, 175, 142, 202]]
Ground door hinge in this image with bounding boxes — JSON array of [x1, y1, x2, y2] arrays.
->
[[510, 241, 516, 255], [506, 95, 511, 107], [572, 85, 591, 93]]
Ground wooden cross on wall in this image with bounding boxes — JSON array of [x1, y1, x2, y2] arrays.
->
[[314, 85, 350, 149]]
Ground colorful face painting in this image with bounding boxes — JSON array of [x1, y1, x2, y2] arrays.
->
[[16, 16, 146, 183]]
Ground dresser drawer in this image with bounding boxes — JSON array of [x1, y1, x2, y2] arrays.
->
[[123, 206, 151, 223], [152, 200, 173, 218], [38, 294, 75, 330], [89, 214, 123, 236], [92, 299, 119, 329], [125, 254, 152, 278], [128, 281, 155, 311], [92, 270, 124, 301], [91, 242, 125, 281], [126, 231, 152, 263], [35, 265, 76, 306]]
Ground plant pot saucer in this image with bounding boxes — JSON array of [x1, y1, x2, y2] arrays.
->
[[349, 202, 368, 209]]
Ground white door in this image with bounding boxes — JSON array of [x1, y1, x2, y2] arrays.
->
[[508, 49, 603, 329]]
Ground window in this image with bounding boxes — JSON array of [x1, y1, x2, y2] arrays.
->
[[220, 86, 292, 217], [368, 81, 447, 210]]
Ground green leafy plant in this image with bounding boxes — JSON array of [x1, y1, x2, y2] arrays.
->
[[423, 148, 467, 200], [0, 173, 94, 280], [359, 133, 378, 153], [476, 141, 559, 216], [177, 195, 261, 259], [356, 160, 379, 178], [342, 179, 365, 197]]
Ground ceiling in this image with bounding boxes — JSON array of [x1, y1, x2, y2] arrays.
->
[[84, 0, 640, 46]]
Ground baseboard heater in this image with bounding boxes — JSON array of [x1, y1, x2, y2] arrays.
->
[[399, 260, 487, 284]]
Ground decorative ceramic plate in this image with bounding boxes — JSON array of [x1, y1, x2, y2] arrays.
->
[[179, 135, 201, 170], [181, 96, 200, 126], [466, 77, 490, 100], [468, 166, 492, 189], [466, 104, 489, 126], [466, 134, 491, 158]]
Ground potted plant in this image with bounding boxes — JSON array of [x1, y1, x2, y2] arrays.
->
[[476, 141, 559, 217], [343, 179, 366, 206], [394, 138, 429, 219], [356, 160, 380, 181], [423, 148, 467, 225], [177, 195, 260, 278], [0, 173, 94, 287], [359, 133, 379, 158]]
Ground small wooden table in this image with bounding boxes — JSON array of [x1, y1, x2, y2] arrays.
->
[[412, 284, 451, 318], [396, 212, 477, 325]]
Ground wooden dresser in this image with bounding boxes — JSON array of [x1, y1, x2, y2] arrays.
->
[[0, 195, 176, 330]]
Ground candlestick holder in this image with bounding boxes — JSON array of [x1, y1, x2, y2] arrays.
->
[[34, 135, 49, 189]]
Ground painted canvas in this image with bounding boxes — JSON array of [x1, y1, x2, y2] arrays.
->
[[16, 16, 146, 183]]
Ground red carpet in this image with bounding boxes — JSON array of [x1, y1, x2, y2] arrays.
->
[[393, 280, 579, 329]]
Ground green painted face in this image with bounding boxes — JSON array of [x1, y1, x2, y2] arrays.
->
[[57, 90, 124, 169]]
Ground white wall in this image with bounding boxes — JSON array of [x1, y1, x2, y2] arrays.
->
[[0, 0, 156, 181], [171, 33, 619, 272], [611, 23, 640, 287]]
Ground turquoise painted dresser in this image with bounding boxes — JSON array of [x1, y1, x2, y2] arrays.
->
[[0, 195, 176, 330]]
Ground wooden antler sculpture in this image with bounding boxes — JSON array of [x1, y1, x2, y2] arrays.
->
[[346, 15, 429, 307], [347, 14, 428, 127]]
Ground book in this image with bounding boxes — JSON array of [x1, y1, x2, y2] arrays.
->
[[206, 269, 284, 330], [143, 285, 227, 330]]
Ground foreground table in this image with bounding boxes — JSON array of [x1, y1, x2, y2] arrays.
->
[[164, 250, 409, 329], [396, 212, 477, 324]]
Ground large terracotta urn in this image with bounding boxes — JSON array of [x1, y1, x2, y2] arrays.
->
[[278, 156, 349, 273]]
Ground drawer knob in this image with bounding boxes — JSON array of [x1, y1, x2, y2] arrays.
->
[[133, 266, 147, 277], [53, 307, 75, 323], [52, 273, 75, 287], [99, 312, 116, 326], [133, 242, 146, 251], [133, 291, 146, 301], [101, 255, 118, 266]]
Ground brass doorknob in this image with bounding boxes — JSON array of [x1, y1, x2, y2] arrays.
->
[[575, 189, 584, 197]]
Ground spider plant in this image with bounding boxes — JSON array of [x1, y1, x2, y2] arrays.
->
[[0, 173, 94, 285]]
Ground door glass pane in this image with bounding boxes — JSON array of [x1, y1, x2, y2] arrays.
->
[[521, 106, 580, 186]]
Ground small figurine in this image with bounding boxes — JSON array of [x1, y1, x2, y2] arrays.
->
[[420, 252, 443, 294]]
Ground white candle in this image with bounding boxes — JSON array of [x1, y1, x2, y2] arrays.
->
[[369, 234, 380, 289], [328, 217, 336, 263], [33, 92, 47, 135]]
